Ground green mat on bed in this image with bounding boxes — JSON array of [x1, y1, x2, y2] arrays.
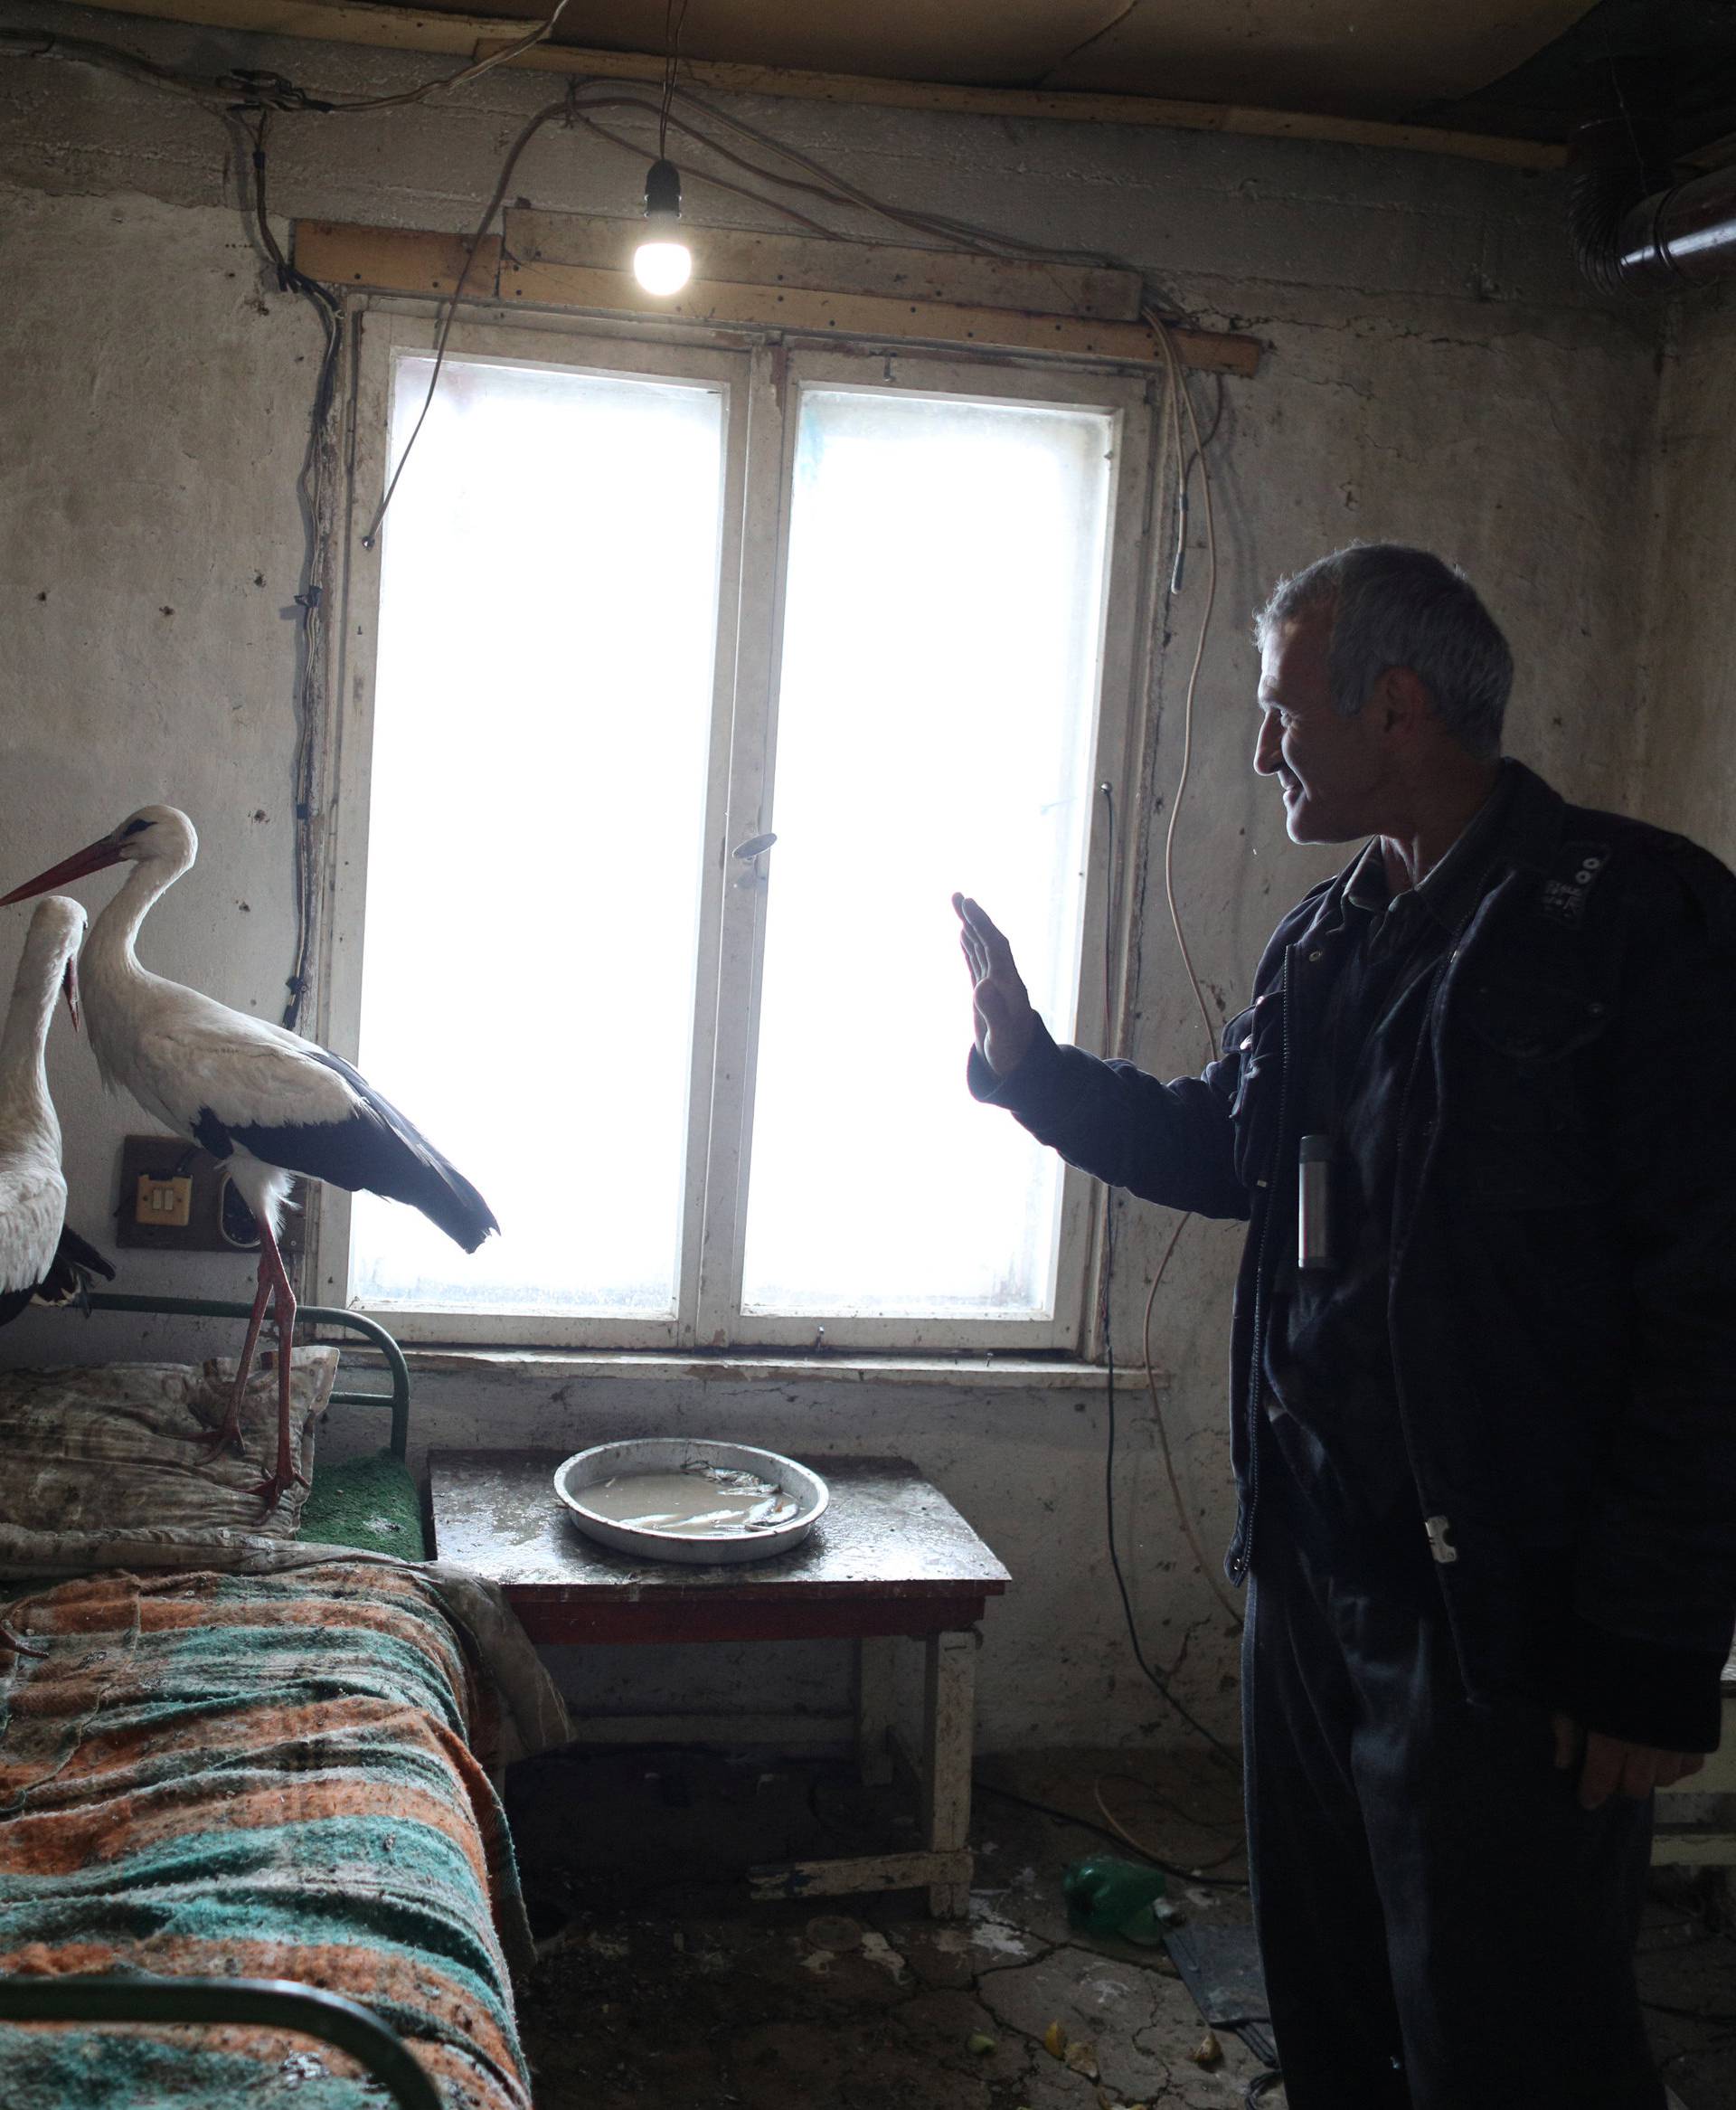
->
[[301, 1447, 427, 1558]]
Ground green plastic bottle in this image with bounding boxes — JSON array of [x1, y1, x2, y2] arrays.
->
[[1061, 1855, 1168, 1945]]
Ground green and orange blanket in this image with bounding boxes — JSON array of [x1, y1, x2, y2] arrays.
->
[[0, 1561, 543, 2108]]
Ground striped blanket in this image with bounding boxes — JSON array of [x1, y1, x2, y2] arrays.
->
[[0, 1561, 538, 2108]]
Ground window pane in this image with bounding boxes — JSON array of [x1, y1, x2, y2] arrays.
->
[[741, 388, 1115, 1319], [351, 354, 724, 1313]]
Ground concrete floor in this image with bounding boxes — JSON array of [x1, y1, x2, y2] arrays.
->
[[505, 1746, 1736, 2109]]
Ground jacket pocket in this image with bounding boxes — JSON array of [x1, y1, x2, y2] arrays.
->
[[1443, 970, 1612, 1206]]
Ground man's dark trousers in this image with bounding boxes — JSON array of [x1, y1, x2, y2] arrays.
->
[[1244, 1472, 1663, 2110]]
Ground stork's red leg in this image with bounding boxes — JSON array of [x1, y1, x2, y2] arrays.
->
[[250, 1217, 308, 1513], [203, 1252, 276, 1458], [0, 1618, 46, 1661]]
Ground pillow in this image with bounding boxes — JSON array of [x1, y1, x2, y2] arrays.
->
[[0, 1351, 338, 1560]]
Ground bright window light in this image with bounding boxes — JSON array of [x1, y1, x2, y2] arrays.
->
[[351, 354, 725, 1313], [741, 387, 1115, 1319]]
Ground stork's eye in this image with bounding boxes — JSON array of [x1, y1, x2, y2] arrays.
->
[[120, 818, 151, 837]]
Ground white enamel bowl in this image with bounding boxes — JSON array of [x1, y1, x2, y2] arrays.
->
[[553, 1438, 829, 1566]]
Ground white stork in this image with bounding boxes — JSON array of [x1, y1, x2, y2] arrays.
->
[[0, 894, 114, 1329], [0, 895, 116, 1654], [1, 807, 497, 1509]]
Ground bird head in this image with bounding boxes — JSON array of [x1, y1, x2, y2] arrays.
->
[[0, 806, 199, 906]]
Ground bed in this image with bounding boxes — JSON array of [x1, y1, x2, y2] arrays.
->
[[0, 1297, 569, 2109]]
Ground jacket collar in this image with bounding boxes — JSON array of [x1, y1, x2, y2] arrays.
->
[[1295, 756, 1569, 952], [1341, 762, 1524, 934], [1494, 758, 1570, 876]]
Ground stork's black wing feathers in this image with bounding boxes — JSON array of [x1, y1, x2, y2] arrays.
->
[[0, 1225, 116, 1328], [42, 1225, 117, 1298], [203, 1048, 499, 1253]]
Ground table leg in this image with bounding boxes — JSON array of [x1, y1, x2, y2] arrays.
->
[[923, 1629, 976, 1918], [855, 1636, 897, 1786]]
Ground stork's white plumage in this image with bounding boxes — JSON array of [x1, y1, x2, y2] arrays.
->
[[0, 894, 114, 1655], [0, 895, 113, 1328], [1, 807, 496, 1506]]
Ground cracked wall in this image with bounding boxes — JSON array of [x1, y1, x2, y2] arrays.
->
[[0, 0, 1672, 1749]]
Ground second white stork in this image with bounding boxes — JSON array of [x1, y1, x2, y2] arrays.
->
[[0, 895, 116, 1655], [1, 807, 498, 1508], [0, 895, 115, 1331]]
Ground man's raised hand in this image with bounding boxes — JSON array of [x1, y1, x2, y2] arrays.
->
[[953, 893, 1038, 1079]]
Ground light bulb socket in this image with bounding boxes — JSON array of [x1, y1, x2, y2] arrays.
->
[[644, 157, 682, 219]]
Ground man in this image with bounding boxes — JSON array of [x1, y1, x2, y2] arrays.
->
[[955, 543, 1736, 2108]]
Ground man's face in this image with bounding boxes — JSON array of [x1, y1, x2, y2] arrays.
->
[[1255, 610, 1391, 844]]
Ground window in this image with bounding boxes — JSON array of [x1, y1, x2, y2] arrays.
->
[[320, 316, 1159, 1352]]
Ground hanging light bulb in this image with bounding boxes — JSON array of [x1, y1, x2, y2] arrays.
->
[[634, 157, 693, 296]]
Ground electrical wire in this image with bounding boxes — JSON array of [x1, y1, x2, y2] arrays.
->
[[235, 107, 346, 1031], [563, 102, 840, 233], [1094, 1767, 1242, 1835], [1118, 309, 1246, 1642], [1146, 311, 1220, 1063], [6, 27, 1194, 315], [1092, 1777, 1245, 1870], [668, 82, 1187, 306], [657, 0, 691, 157], [1142, 1229, 1244, 1633], [359, 94, 572, 549], [974, 1780, 1247, 1889], [17, 33, 1216, 562], [301, 0, 576, 112], [1099, 788, 1241, 1771]]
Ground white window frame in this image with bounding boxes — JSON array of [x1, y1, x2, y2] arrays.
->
[[315, 307, 1162, 1356]]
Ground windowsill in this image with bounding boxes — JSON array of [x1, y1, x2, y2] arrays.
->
[[396, 1346, 1156, 1391]]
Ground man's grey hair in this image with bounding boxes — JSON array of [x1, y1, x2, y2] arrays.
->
[[1253, 544, 1513, 761]]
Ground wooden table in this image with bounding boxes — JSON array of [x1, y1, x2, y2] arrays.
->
[[429, 1449, 1010, 1916]]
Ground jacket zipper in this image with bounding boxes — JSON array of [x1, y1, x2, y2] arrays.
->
[[1387, 934, 1471, 1573], [1229, 939, 1295, 1585]]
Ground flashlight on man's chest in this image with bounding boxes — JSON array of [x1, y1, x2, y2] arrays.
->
[[1298, 1133, 1337, 1273]]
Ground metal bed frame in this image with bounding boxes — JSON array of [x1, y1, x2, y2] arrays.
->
[[0, 1974, 444, 2110], [83, 1292, 412, 1458], [0, 1295, 443, 2110]]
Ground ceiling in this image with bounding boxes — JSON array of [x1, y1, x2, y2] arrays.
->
[[370, 0, 1736, 144], [487, 1, 1592, 116]]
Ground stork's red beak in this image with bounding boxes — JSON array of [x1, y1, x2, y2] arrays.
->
[[62, 957, 80, 1035], [0, 833, 126, 906]]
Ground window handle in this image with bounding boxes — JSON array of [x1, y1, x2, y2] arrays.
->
[[731, 832, 777, 887]]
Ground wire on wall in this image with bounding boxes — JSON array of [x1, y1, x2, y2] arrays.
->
[[233, 107, 347, 1030], [1132, 317, 1247, 1635], [359, 93, 575, 549], [1099, 786, 1241, 1769]]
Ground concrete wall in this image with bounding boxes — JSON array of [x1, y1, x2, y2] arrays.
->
[[0, 0, 1670, 1749], [1635, 277, 1736, 865]]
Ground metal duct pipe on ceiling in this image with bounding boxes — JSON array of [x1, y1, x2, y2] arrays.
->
[[1569, 106, 1736, 293]]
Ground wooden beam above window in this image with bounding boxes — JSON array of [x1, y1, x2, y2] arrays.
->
[[502, 211, 1146, 324], [291, 219, 1263, 376]]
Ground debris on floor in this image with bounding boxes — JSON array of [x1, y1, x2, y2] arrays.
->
[[505, 1745, 1736, 2110]]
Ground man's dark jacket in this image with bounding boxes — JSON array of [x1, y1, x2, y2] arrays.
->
[[974, 762, 1736, 1750]]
